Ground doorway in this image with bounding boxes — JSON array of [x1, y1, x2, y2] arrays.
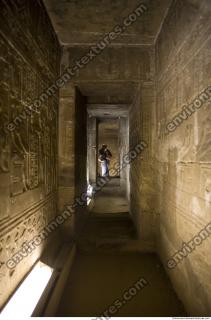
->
[[97, 118, 120, 178]]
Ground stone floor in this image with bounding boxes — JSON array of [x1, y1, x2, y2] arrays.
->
[[92, 178, 129, 214], [57, 253, 186, 317], [57, 179, 186, 317]]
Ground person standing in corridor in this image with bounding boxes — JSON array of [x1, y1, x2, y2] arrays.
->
[[98, 144, 112, 177]]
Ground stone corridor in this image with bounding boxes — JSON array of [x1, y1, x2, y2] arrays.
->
[[0, 0, 211, 317]]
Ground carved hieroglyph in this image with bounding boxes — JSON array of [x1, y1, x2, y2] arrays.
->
[[0, 0, 60, 308]]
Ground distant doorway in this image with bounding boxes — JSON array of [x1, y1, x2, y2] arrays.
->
[[97, 119, 120, 178]]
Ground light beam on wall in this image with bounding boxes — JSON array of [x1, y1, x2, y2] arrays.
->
[[1, 261, 53, 317], [87, 184, 94, 205]]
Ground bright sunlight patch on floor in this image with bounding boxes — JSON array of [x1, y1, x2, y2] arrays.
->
[[1, 261, 53, 317]]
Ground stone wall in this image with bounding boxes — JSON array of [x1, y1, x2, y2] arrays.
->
[[58, 73, 88, 239], [129, 84, 157, 250], [74, 87, 88, 233], [119, 117, 130, 194], [87, 117, 97, 185], [75, 88, 87, 197], [58, 82, 75, 239], [0, 0, 60, 308], [64, 45, 154, 88], [155, 0, 211, 315]]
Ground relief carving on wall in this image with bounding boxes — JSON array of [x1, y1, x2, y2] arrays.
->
[[0, 0, 60, 307], [0, 88, 10, 173], [197, 109, 211, 162]]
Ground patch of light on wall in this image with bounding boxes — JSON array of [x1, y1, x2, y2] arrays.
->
[[87, 184, 93, 205], [87, 198, 92, 205], [87, 184, 93, 197], [1, 261, 53, 317]]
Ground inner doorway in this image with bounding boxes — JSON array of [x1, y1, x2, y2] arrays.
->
[[97, 118, 120, 178]]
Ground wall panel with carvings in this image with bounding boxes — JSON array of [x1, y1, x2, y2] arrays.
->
[[155, 0, 211, 315], [0, 0, 60, 308], [129, 84, 158, 249]]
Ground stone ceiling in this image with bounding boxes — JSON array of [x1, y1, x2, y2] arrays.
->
[[43, 0, 172, 46], [43, 0, 172, 112], [78, 82, 138, 104], [87, 103, 129, 118]]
